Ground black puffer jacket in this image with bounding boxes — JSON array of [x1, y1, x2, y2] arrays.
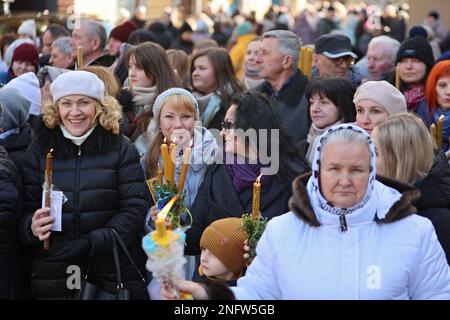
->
[[0, 146, 25, 299], [19, 123, 149, 299], [414, 153, 450, 264], [185, 164, 293, 255]]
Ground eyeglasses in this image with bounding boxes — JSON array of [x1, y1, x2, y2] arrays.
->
[[329, 56, 354, 66], [221, 120, 235, 133]]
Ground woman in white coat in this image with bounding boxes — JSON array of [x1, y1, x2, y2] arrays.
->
[[163, 124, 450, 300]]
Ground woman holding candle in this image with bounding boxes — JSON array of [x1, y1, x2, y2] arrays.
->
[[184, 91, 310, 257], [372, 113, 450, 263], [143, 87, 218, 210], [416, 60, 450, 153], [124, 42, 179, 155], [163, 125, 450, 300], [19, 71, 149, 299]]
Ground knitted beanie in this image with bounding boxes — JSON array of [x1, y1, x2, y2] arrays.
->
[[152, 88, 199, 127], [110, 20, 137, 43], [200, 217, 247, 276], [396, 36, 434, 68], [353, 80, 407, 115], [0, 87, 31, 131], [12, 43, 39, 71]]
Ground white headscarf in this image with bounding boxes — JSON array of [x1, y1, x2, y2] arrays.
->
[[306, 124, 401, 232]]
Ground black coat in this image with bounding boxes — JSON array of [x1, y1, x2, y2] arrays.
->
[[0, 146, 25, 299], [185, 164, 293, 255], [414, 153, 450, 264], [0, 124, 32, 179], [19, 124, 149, 299]]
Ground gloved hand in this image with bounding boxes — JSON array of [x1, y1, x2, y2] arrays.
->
[[46, 237, 91, 263]]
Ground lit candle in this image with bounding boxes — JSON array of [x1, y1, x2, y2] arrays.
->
[[155, 195, 178, 240], [252, 174, 262, 219], [304, 47, 313, 78], [77, 46, 83, 69], [161, 139, 170, 182], [44, 148, 53, 250], [395, 65, 400, 89], [437, 115, 445, 148], [168, 142, 176, 184], [177, 142, 192, 193], [300, 47, 306, 74], [157, 164, 163, 185]]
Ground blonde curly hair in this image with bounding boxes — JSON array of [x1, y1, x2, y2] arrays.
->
[[42, 95, 122, 135]]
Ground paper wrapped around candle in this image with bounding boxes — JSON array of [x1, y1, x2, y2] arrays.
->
[[177, 146, 191, 194], [44, 149, 53, 250], [252, 174, 262, 219], [437, 115, 445, 148]]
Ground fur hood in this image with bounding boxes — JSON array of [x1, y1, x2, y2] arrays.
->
[[289, 172, 421, 227]]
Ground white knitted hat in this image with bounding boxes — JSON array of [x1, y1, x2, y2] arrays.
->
[[152, 87, 199, 127], [50, 71, 105, 103], [4, 72, 41, 116], [18, 19, 37, 39]]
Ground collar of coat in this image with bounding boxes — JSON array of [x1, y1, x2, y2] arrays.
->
[[259, 69, 308, 107], [288, 172, 421, 227]]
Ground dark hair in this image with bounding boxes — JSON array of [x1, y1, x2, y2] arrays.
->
[[305, 77, 356, 123], [46, 23, 69, 39], [125, 42, 179, 134], [190, 47, 244, 112], [0, 33, 17, 58], [232, 91, 310, 182]]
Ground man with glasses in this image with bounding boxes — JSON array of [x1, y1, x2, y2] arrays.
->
[[312, 34, 361, 87]]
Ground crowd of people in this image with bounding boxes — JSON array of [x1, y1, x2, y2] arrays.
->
[[0, 2, 449, 300]]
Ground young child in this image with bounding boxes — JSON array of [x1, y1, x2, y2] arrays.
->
[[196, 217, 248, 285]]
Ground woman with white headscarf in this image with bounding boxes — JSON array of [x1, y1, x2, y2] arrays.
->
[[162, 124, 450, 300]]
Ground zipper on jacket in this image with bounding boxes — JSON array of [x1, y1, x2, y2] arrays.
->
[[339, 215, 348, 233], [74, 146, 81, 239]]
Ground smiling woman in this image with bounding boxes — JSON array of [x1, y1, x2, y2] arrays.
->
[[20, 70, 149, 299]]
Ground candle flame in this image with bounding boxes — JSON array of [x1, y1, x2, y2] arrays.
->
[[163, 137, 167, 144], [157, 195, 178, 220], [256, 173, 263, 184], [49, 148, 54, 154], [189, 139, 193, 147]]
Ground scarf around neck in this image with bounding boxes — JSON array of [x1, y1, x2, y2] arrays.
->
[[306, 124, 390, 231], [403, 85, 425, 112], [225, 152, 272, 193], [60, 124, 97, 146], [130, 85, 158, 109]]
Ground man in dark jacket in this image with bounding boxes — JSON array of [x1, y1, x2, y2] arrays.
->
[[0, 146, 25, 299], [252, 30, 310, 144]]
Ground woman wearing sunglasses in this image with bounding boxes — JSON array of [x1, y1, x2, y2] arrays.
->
[[184, 91, 310, 257]]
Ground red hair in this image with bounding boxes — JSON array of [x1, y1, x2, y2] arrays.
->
[[425, 60, 450, 117]]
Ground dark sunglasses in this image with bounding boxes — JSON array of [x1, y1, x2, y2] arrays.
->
[[221, 120, 235, 131]]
